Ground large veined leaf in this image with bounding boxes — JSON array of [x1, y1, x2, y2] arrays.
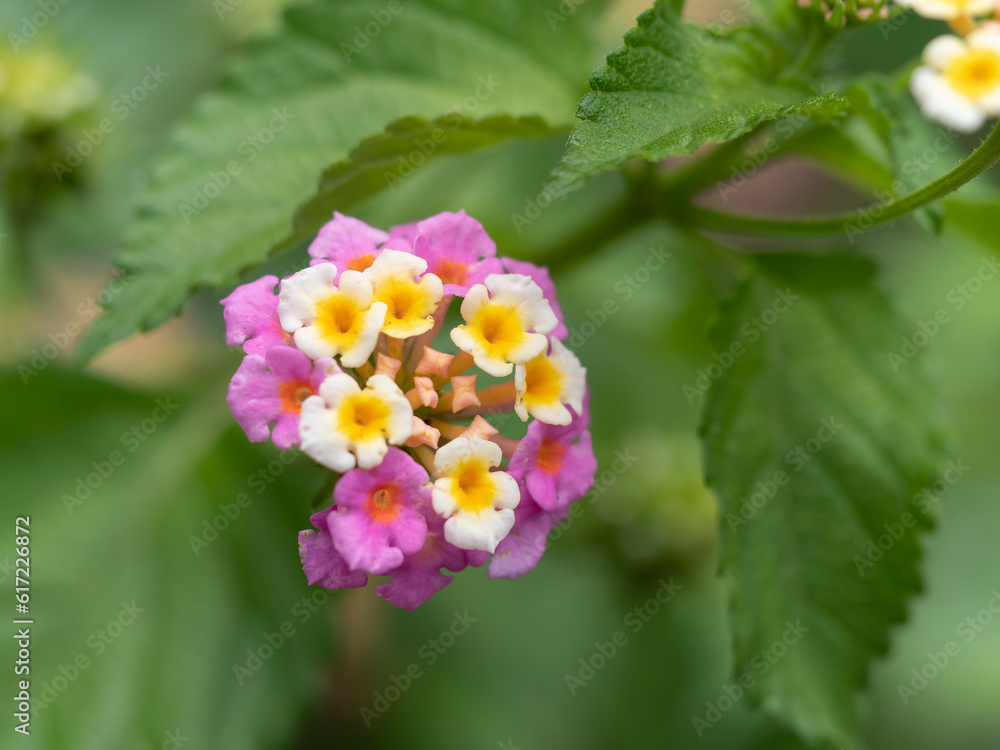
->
[[290, 114, 555, 239], [1, 370, 331, 750], [700, 254, 949, 747], [77, 0, 610, 363], [548, 0, 847, 199]]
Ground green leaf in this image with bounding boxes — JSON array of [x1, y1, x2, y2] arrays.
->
[[700, 254, 949, 747], [289, 114, 555, 244], [844, 76, 956, 234], [1, 370, 331, 750], [548, 0, 847, 199], [77, 0, 610, 363]]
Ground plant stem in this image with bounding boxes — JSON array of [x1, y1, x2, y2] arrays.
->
[[681, 120, 1000, 238]]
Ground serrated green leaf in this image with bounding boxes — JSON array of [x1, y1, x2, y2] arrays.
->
[[1, 370, 330, 750], [548, 0, 847, 199], [77, 0, 610, 364], [289, 114, 555, 242], [700, 254, 949, 747]]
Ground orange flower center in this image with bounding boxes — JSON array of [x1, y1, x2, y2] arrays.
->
[[365, 484, 401, 523], [345, 253, 375, 272], [277, 379, 315, 414], [433, 257, 469, 286], [536, 437, 567, 475]]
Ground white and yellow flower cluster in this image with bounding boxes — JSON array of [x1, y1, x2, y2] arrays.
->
[[903, 0, 1000, 131], [234, 214, 588, 555]]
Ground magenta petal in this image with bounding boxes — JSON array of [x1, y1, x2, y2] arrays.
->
[[221, 275, 288, 355], [227, 355, 281, 444], [374, 563, 453, 611], [488, 497, 564, 580], [414, 210, 496, 263], [329, 511, 404, 575], [375, 501, 469, 610], [328, 449, 431, 575], [308, 212, 388, 278], [298, 525, 368, 589], [500, 257, 567, 339], [227, 348, 333, 449], [509, 408, 596, 512], [392, 505, 430, 555]]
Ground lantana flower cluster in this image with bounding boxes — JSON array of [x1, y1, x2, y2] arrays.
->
[[903, 0, 1000, 132], [222, 211, 596, 610]]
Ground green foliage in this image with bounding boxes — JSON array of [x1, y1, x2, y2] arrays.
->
[[548, 0, 847, 199], [0, 371, 331, 750], [700, 254, 949, 747], [76, 0, 609, 363], [290, 114, 555, 243]]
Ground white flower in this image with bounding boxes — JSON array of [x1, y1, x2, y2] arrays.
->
[[431, 437, 520, 553], [450, 274, 557, 377], [277, 264, 386, 367], [911, 29, 1000, 133], [363, 249, 443, 339], [514, 338, 586, 425], [299, 373, 412, 471], [895, 0, 993, 21]]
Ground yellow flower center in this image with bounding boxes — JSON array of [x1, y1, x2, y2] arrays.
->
[[450, 459, 496, 514], [315, 292, 365, 345], [947, 48, 1000, 98], [373, 278, 437, 335], [470, 303, 527, 358], [523, 354, 563, 407], [336, 392, 391, 442]]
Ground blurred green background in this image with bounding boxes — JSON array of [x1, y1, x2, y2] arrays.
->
[[1, 1, 998, 748]]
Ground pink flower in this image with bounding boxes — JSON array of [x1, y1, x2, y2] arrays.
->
[[221, 275, 290, 355], [487, 495, 566, 580], [227, 346, 335, 449], [375, 498, 487, 611], [308, 212, 390, 278], [299, 512, 368, 590], [501, 258, 568, 340], [411, 211, 503, 296], [507, 405, 596, 512], [325, 448, 430, 575]]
